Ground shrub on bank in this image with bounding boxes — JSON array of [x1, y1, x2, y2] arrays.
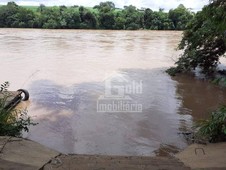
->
[[196, 106, 226, 143], [0, 82, 37, 137]]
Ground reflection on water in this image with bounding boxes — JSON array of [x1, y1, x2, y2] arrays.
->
[[27, 69, 189, 155], [174, 74, 226, 120], [0, 29, 226, 156]]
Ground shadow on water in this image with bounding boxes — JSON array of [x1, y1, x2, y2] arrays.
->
[[174, 74, 226, 120], [26, 68, 226, 156]]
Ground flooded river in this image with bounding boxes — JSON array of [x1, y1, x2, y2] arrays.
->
[[1, 29, 226, 156]]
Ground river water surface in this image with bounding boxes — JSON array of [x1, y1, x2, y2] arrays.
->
[[1, 29, 226, 156]]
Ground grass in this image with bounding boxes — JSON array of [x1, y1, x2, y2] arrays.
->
[[21, 6, 39, 12]]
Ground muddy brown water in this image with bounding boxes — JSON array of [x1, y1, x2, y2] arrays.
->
[[1, 29, 226, 156]]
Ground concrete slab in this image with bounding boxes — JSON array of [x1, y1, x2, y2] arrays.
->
[[0, 136, 10, 152], [175, 142, 226, 169], [1, 136, 225, 170], [43, 154, 191, 170], [0, 137, 59, 169], [0, 158, 37, 170]]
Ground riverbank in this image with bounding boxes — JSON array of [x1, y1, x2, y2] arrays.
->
[[1, 136, 226, 170]]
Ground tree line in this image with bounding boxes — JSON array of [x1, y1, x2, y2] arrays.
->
[[0, 1, 194, 30]]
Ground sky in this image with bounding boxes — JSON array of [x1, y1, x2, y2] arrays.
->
[[0, 0, 209, 11]]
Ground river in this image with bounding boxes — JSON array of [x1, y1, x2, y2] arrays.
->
[[0, 29, 226, 156]]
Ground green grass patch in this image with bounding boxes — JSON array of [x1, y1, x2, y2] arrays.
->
[[21, 6, 39, 12]]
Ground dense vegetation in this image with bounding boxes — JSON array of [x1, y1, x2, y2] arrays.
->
[[167, 0, 226, 76], [0, 82, 36, 137], [196, 106, 226, 143], [0, 1, 194, 30]]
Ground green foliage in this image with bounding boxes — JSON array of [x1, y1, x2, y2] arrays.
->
[[0, 82, 37, 137], [123, 5, 142, 30], [99, 11, 115, 29], [62, 8, 81, 29], [196, 106, 226, 142], [212, 77, 226, 86], [0, 2, 19, 27], [167, 0, 226, 76], [82, 11, 98, 29], [165, 66, 183, 76], [0, 82, 9, 92], [0, 1, 194, 30], [95, 1, 115, 13], [114, 12, 126, 29], [96, 2, 116, 29], [168, 4, 193, 30]]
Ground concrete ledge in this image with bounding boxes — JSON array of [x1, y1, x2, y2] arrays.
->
[[1, 136, 226, 170], [175, 142, 226, 169], [0, 158, 37, 170], [43, 154, 190, 170], [0, 136, 59, 170]]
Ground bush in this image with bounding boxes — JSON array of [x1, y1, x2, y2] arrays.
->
[[0, 82, 37, 137], [165, 66, 183, 76], [196, 106, 226, 143]]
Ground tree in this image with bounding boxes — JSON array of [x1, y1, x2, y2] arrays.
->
[[78, 6, 98, 29], [143, 8, 154, 29], [37, 4, 45, 13], [79, 6, 85, 22], [168, 4, 193, 30], [123, 5, 141, 30], [96, 1, 115, 12], [97, 1, 116, 29], [114, 12, 126, 29], [83, 11, 98, 29], [12, 8, 36, 28], [167, 0, 226, 75], [0, 2, 19, 27], [99, 11, 115, 29], [41, 7, 61, 29], [61, 7, 81, 29]]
